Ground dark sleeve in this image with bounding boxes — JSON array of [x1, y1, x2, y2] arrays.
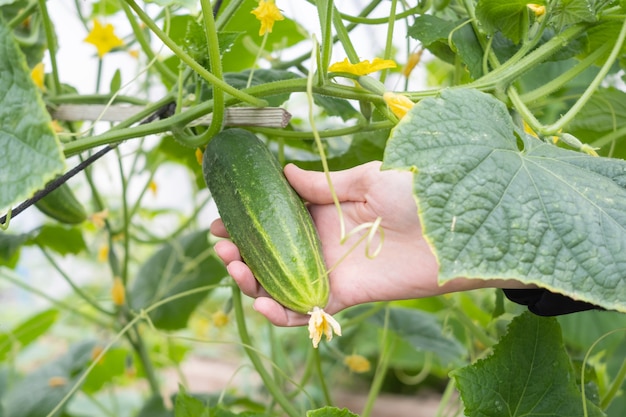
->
[[502, 288, 602, 316]]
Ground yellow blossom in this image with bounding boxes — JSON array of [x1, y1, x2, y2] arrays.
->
[[31, 62, 45, 90], [148, 180, 158, 196], [84, 19, 124, 58], [98, 244, 109, 262], [192, 316, 210, 337], [111, 276, 125, 306], [195, 147, 204, 165], [91, 346, 106, 364], [402, 50, 423, 78], [580, 144, 599, 157], [383, 92, 415, 119], [344, 354, 371, 373], [307, 307, 341, 348], [50, 120, 64, 133], [90, 209, 109, 228], [128, 49, 140, 59], [527, 4, 546, 17], [48, 376, 68, 387], [251, 0, 284, 36], [212, 310, 229, 327], [329, 58, 397, 76]]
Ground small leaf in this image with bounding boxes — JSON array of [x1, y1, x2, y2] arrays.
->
[[551, 0, 596, 29], [366, 306, 466, 364], [307, 407, 360, 417], [313, 95, 359, 122], [174, 386, 211, 417], [0, 232, 31, 268], [33, 224, 87, 255], [0, 16, 65, 214], [476, 0, 541, 44], [451, 312, 605, 417], [129, 230, 227, 330], [135, 395, 172, 417], [109, 68, 121, 93], [383, 88, 626, 313], [0, 309, 59, 361]]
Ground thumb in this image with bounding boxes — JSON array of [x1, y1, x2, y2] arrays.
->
[[284, 161, 382, 204]]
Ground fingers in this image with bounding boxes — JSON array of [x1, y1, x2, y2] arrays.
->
[[284, 161, 382, 204], [213, 239, 310, 327], [210, 218, 229, 238]]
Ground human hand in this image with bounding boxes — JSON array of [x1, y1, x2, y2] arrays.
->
[[211, 161, 493, 326]]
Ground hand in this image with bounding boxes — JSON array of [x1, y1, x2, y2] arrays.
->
[[211, 161, 512, 326]]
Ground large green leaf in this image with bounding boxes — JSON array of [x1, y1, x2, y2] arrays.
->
[[0, 16, 65, 214], [3, 341, 96, 417], [451, 312, 605, 417], [383, 88, 626, 313], [129, 230, 227, 330]]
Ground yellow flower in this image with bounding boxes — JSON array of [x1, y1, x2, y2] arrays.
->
[[148, 180, 158, 196], [48, 376, 68, 387], [31, 62, 45, 90], [402, 50, 423, 78], [251, 0, 284, 36], [307, 307, 341, 348], [97, 244, 109, 262], [527, 4, 546, 17], [580, 144, 599, 157], [195, 147, 204, 165], [111, 276, 125, 306], [211, 310, 229, 327], [383, 92, 415, 119], [329, 58, 397, 76], [84, 19, 124, 58], [90, 209, 109, 228], [344, 354, 371, 373]]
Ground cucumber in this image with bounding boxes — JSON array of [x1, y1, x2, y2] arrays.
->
[[35, 182, 87, 225], [203, 128, 340, 347]]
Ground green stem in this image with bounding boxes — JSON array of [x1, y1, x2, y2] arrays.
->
[[317, 0, 334, 84], [470, 23, 588, 91], [126, 323, 161, 396], [379, 0, 397, 84], [440, 297, 495, 348], [231, 285, 301, 417], [338, 5, 424, 25], [0, 267, 109, 327], [123, 0, 266, 107], [39, 246, 115, 316], [331, 4, 359, 63], [313, 348, 333, 406], [519, 44, 610, 104], [590, 125, 626, 151], [361, 307, 394, 417], [170, 0, 225, 146], [47, 93, 149, 105], [119, 0, 177, 85], [601, 356, 626, 409], [8, 0, 37, 29], [37, 0, 62, 94], [115, 148, 131, 286], [215, 0, 246, 29], [541, 18, 626, 134]]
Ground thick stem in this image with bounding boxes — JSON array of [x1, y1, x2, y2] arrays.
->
[[231, 285, 301, 417]]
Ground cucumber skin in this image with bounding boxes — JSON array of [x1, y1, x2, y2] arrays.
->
[[203, 128, 328, 314], [35, 182, 87, 224]]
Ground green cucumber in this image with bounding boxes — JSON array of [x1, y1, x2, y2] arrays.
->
[[35, 182, 87, 225], [203, 128, 340, 347]]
